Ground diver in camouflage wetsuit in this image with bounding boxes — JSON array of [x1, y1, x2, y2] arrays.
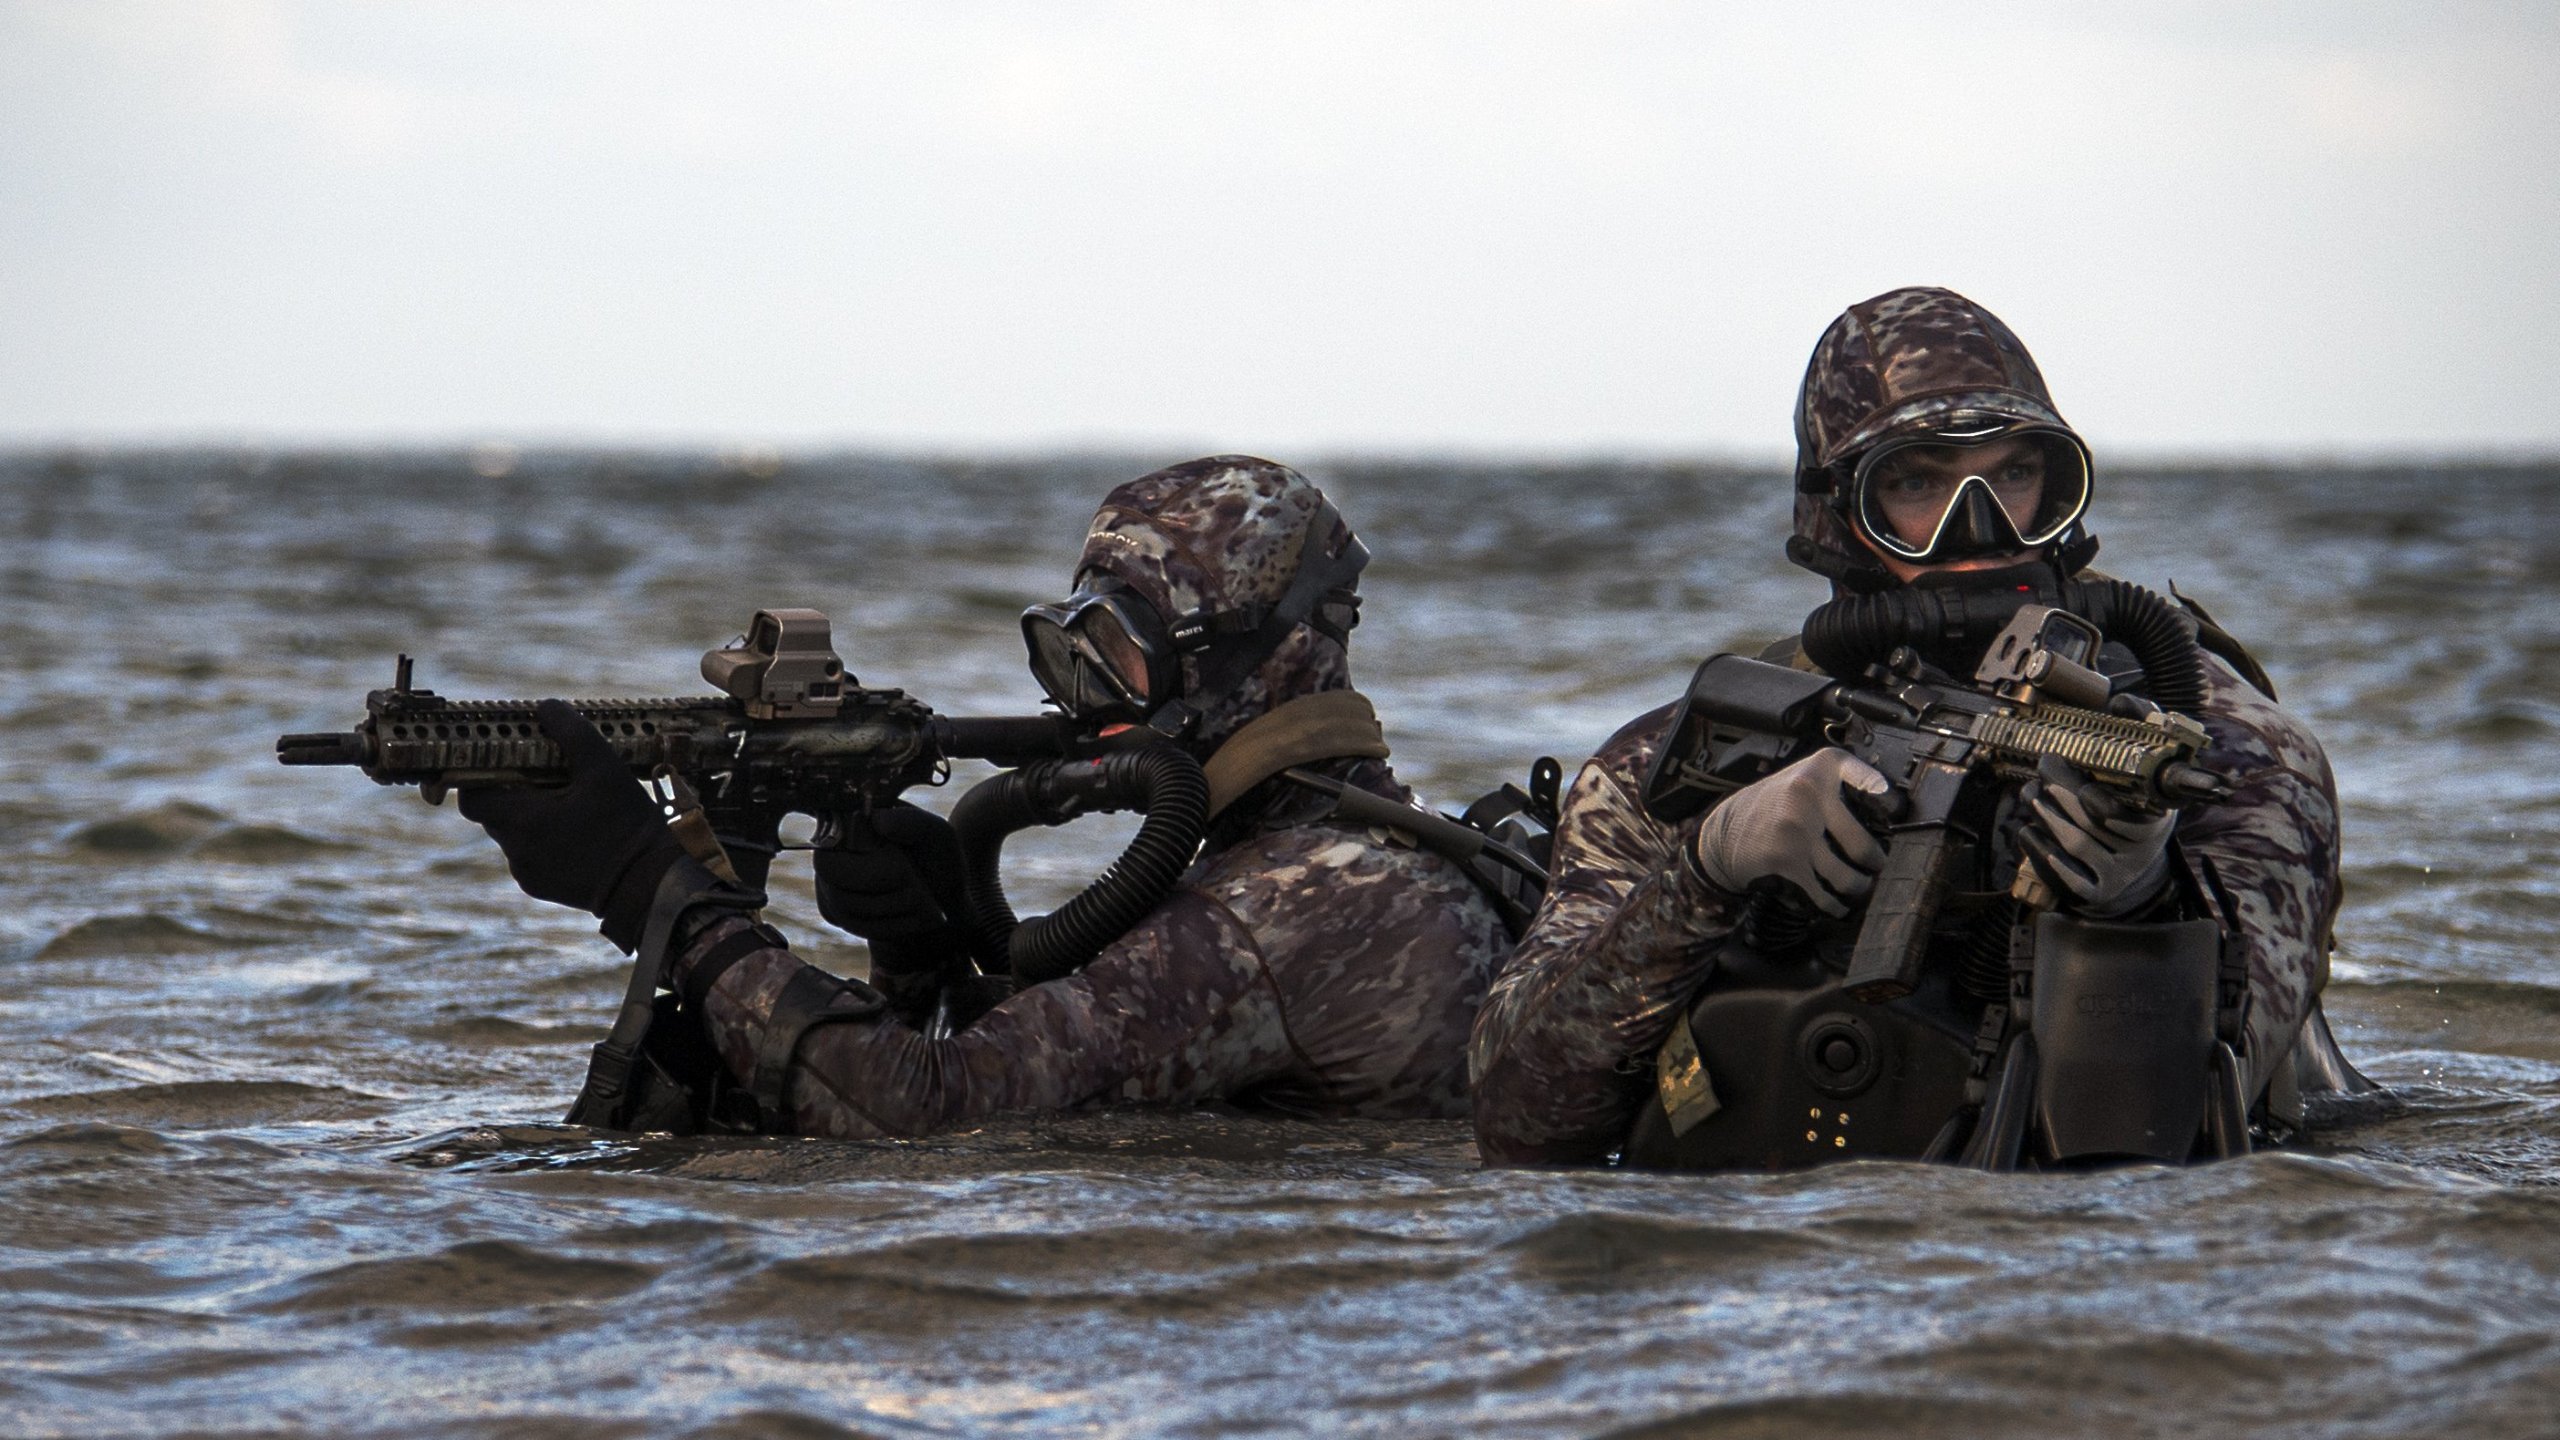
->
[[1469, 287, 2353, 1167], [464, 457, 1507, 1138]]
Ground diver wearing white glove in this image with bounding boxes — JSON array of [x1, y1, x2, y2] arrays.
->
[[1690, 747, 1901, 918]]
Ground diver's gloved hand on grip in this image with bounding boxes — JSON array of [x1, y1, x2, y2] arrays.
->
[[1692, 747, 1899, 918], [2019, 756, 2175, 917], [456, 699, 682, 952], [816, 804, 973, 1024], [813, 803, 970, 944]]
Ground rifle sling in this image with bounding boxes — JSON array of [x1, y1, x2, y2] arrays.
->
[[1277, 767, 1546, 892], [567, 858, 762, 1127]]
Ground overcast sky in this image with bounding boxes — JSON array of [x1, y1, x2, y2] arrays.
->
[[2, 1, 2553, 456]]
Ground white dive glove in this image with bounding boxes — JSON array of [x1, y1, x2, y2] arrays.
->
[[1692, 747, 1898, 917], [2020, 755, 2176, 916]]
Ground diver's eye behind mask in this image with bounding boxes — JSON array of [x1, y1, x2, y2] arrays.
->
[[1850, 425, 2093, 565], [1020, 579, 1179, 725]]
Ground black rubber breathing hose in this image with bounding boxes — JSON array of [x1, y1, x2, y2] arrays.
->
[[948, 744, 1212, 987], [1799, 576, 2206, 714]]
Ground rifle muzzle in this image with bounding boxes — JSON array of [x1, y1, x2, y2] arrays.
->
[[277, 732, 369, 766]]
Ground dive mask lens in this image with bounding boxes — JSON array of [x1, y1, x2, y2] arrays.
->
[[1019, 583, 1171, 722], [1022, 613, 1090, 709], [1851, 427, 2092, 564], [1072, 607, 1153, 702]]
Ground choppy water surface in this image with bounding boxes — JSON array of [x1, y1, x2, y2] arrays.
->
[[4, 450, 2558, 1438]]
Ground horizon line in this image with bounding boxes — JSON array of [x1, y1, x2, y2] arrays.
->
[[4, 433, 2558, 472]]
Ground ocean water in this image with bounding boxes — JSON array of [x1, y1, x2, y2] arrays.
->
[[2, 449, 2556, 1438]]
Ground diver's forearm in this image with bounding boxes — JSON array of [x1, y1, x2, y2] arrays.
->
[[675, 907, 1287, 1139], [1471, 845, 1743, 1163]]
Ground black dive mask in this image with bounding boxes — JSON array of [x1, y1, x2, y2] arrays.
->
[[1849, 423, 2092, 566], [1021, 577, 1175, 727]]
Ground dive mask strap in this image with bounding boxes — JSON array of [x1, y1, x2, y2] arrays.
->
[[1163, 500, 1370, 724]]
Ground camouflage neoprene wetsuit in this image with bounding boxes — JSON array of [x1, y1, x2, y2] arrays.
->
[[1467, 636, 2341, 1166], [673, 759, 1506, 1138]]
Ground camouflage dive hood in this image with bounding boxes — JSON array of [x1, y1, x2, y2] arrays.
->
[[1073, 456, 1363, 754], [1790, 286, 2096, 591]]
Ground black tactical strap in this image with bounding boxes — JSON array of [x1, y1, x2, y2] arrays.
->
[[679, 920, 788, 1013], [1276, 766, 1547, 937], [2172, 846, 2256, 1061], [565, 859, 763, 1129], [745, 967, 886, 1135]]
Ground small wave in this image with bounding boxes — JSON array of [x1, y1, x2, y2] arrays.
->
[[378, 1317, 600, 1352], [60, 800, 226, 856], [2332, 977, 2560, 1018], [523, 960, 645, 995], [285, 975, 376, 1007], [7, 1080, 390, 1129], [1603, 1393, 2036, 1440], [1496, 1210, 1836, 1282], [2445, 699, 2560, 744], [392, 1125, 648, 1172], [250, 1239, 657, 1315], [33, 913, 246, 959], [414, 1015, 595, 1047], [36, 1344, 312, 1390], [195, 823, 359, 863], [1914, 1332, 2314, 1383], [710, 1220, 1463, 1328], [2300, 1087, 2410, 1131], [426, 851, 512, 879], [2338, 858, 2441, 901], [681, 1409, 880, 1440], [0, 696, 99, 732], [0, 1257, 215, 1302], [0, 1121, 182, 1158], [1869, 1330, 2307, 1425]]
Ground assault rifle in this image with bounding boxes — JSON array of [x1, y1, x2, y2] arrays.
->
[[278, 608, 1076, 881], [1642, 605, 2235, 1004]]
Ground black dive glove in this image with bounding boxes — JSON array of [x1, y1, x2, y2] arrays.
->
[[457, 700, 684, 952], [813, 802, 971, 943], [814, 802, 977, 1022]]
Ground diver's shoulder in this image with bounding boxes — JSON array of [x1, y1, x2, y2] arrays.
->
[[2197, 650, 2331, 785], [1189, 813, 1483, 908], [1174, 819, 1499, 971]]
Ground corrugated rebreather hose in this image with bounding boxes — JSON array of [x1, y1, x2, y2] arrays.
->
[[949, 744, 1212, 986]]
